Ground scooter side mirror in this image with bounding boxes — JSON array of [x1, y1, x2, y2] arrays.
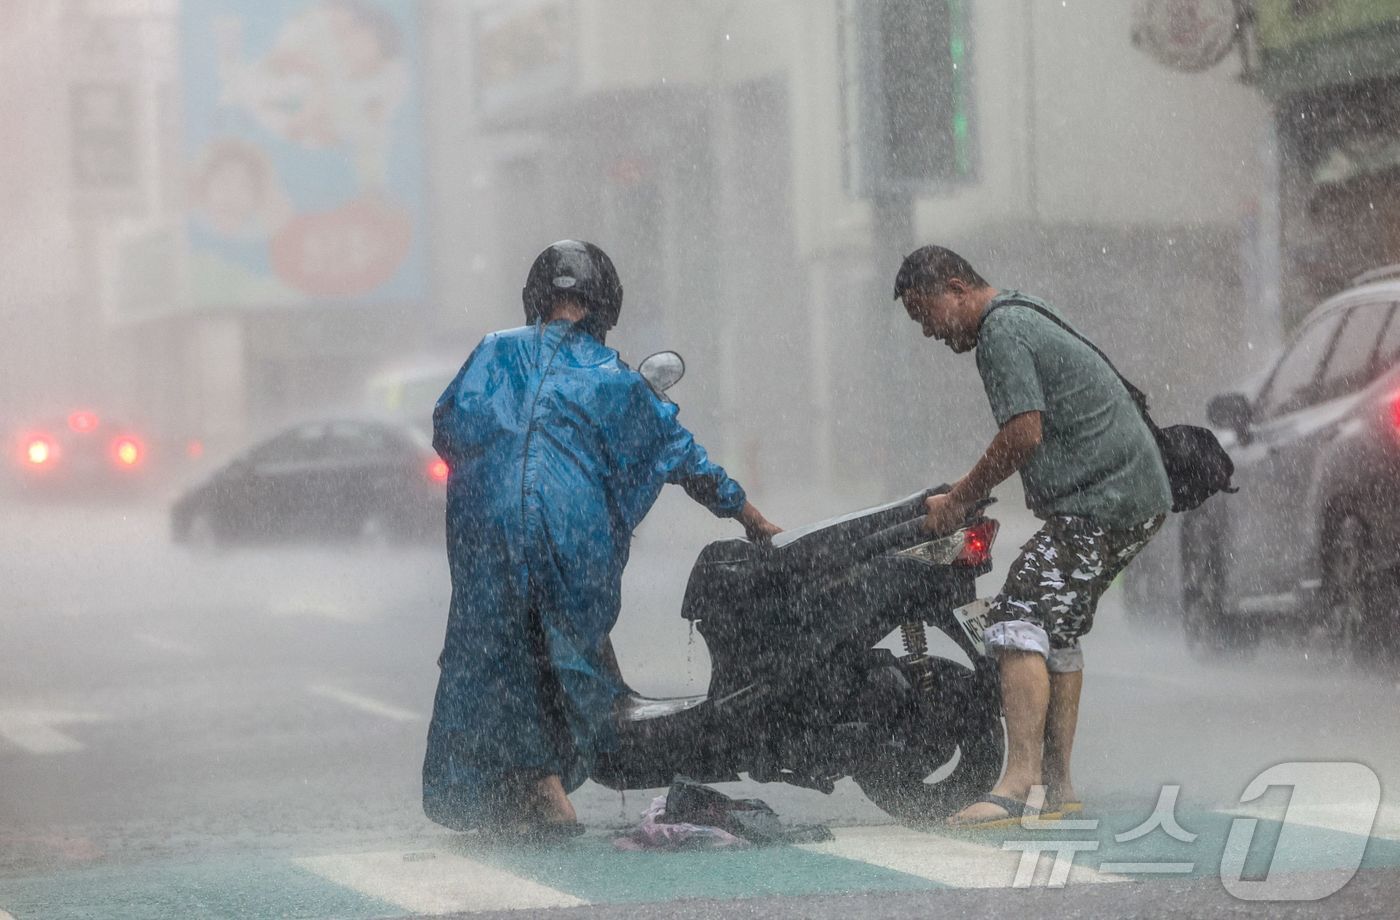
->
[[639, 351, 686, 393]]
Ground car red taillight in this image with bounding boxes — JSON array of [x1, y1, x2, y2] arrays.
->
[[68, 411, 99, 433], [111, 436, 144, 468], [428, 459, 449, 483], [954, 519, 1000, 567], [24, 435, 57, 466]]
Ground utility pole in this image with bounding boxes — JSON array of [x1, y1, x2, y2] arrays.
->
[[872, 193, 917, 489], [846, 0, 975, 488]]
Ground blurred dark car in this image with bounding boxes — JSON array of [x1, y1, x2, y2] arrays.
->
[[8, 410, 167, 497], [1179, 267, 1400, 659], [171, 418, 446, 547]]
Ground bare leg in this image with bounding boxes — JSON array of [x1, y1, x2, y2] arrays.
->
[[532, 773, 577, 824], [1042, 669, 1082, 807], [947, 649, 1049, 824]]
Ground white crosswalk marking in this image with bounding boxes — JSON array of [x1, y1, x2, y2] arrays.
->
[[798, 824, 1130, 888], [1227, 800, 1400, 840], [295, 849, 586, 914], [1366, 803, 1400, 840], [307, 685, 422, 722], [0, 710, 105, 754]]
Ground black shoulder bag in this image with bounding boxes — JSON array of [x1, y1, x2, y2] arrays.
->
[[989, 298, 1237, 513]]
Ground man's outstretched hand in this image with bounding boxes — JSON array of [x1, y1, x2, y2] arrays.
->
[[737, 501, 783, 544]]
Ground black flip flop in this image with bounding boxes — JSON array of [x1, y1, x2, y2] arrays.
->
[[946, 793, 1064, 830]]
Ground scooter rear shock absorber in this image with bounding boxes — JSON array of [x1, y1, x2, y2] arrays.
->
[[900, 620, 928, 657], [899, 620, 937, 695]]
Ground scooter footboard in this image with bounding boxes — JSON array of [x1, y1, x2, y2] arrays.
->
[[594, 696, 739, 790]]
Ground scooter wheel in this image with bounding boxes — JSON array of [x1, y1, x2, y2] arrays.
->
[[852, 675, 1005, 824]]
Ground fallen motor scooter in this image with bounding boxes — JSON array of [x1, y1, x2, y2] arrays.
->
[[593, 353, 1005, 822]]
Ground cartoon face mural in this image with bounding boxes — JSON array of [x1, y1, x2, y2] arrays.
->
[[183, 0, 426, 307]]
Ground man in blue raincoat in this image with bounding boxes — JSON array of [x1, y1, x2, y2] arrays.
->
[[423, 240, 781, 838]]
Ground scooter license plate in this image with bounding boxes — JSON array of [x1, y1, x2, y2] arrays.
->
[[953, 599, 992, 656]]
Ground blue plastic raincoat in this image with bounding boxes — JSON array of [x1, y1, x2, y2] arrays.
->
[[422, 320, 747, 830]]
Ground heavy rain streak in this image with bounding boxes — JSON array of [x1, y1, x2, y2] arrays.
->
[[3, 2, 1400, 918]]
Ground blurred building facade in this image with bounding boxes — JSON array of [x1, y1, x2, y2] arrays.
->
[[1, 0, 1269, 496], [0, 4, 76, 426], [1245, 1, 1400, 327], [2, 0, 455, 455], [456, 0, 1270, 493]]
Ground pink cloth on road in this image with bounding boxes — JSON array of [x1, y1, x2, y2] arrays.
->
[[612, 795, 749, 851]]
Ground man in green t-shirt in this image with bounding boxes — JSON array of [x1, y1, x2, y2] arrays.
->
[[893, 245, 1171, 828]]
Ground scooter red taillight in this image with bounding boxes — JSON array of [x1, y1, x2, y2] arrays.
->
[[954, 519, 999, 567]]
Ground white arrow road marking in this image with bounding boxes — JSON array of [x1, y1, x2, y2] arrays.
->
[[295, 850, 586, 914], [798, 824, 1129, 888], [308, 684, 422, 723], [0, 710, 106, 754]]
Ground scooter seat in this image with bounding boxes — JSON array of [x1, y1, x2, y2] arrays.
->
[[615, 693, 707, 722], [681, 490, 937, 622]]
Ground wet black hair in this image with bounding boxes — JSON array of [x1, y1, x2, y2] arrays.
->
[[892, 245, 989, 299]]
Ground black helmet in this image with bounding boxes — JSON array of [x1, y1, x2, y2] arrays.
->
[[522, 240, 623, 339]]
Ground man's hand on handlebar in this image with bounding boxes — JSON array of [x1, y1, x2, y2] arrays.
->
[[920, 492, 970, 537], [737, 501, 783, 544]]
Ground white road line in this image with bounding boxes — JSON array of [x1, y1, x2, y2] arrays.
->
[[133, 632, 204, 656], [308, 684, 423, 723], [0, 710, 105, 755], [295, 849, 586, 914], [798, 824, 1129, 889], [268, 595, 362, 622]]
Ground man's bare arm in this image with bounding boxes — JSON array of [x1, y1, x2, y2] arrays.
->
[[922, 411, 1043, 534], [949, 411, 1043, 505]]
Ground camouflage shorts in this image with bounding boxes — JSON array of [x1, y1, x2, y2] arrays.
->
[[988, 514, 1165, 659]]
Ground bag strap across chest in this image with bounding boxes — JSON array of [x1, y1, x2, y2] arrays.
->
[[984, 296, 1153, 420]]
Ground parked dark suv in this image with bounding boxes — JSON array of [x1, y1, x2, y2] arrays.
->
[[1182, 267, 1400, 658]]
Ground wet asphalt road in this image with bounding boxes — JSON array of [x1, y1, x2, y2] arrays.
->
[[3, 488, 1400, 916]]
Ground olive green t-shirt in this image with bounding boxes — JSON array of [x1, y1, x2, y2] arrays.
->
[[975, 291, 1171, 529]]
